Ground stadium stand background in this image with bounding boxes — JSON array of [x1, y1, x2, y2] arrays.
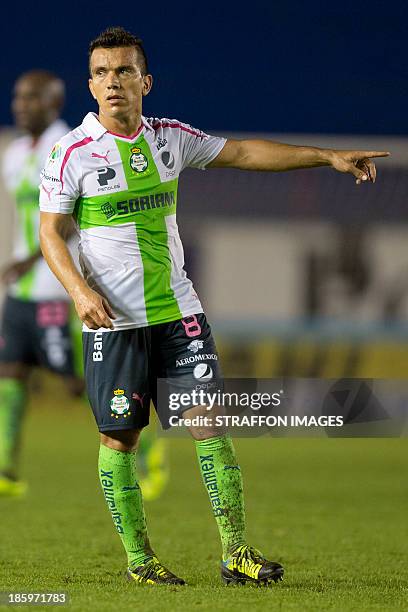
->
[[1, 0, 406, 380], [1, 2, 407, 135]]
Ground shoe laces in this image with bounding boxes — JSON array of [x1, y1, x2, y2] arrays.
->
[[137, 557, 170, 581], [230, 545, 265, 579]]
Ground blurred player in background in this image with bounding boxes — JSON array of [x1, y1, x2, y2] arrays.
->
[[0, 70, 82, 496], [39, 27, 388, 586], [0, 70, 168, 500]]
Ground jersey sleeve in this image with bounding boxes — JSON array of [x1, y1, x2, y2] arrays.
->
[[39, 142, 80, 214], [178, 122, 226, 171]]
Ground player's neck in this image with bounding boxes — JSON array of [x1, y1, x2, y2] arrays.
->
[[26, 117, 57, 147], [98, 111, 142, 138], [28, 120, 54, 147]]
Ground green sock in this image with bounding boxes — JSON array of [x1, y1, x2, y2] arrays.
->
[[98, 444, 154, 568], [195, 435, 246, 559], [0, 378, 26, 479]]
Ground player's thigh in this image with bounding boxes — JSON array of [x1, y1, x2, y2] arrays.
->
[[152, 313, 223, 428], [82, 328, 152, 433], [32, 301, 77, 376], [154, 313, 221, 378]]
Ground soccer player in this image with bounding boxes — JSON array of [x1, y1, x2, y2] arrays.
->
[[39, 27, 389, 586], [0, 70, 84, 496], [0, 70, 167, 501]]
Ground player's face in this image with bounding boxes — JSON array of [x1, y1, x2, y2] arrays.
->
[[89, 47, 152, 122], [12, 77, 55, 135]]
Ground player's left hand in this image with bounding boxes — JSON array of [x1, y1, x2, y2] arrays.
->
[[328, 150, 390, 185]]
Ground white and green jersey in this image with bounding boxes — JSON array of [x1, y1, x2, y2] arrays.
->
[[39, 113, 226, 330], [2, 120, 73, 301]]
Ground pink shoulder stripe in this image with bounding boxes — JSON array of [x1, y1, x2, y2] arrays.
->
[[59, 136, 93, 194], [152, 120, 206, 139]]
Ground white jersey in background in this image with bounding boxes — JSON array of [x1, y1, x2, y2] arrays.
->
[[39, 113, 226, 330], [2, 119, 76, 301]]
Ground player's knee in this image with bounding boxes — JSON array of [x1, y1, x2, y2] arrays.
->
[[100, 428, 142, 452], [189, 426, 225, 441], [184, 404, 226, 440]]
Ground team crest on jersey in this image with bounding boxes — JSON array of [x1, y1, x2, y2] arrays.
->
[[110, 388, 131, 418], [129, 147, 148, 173]]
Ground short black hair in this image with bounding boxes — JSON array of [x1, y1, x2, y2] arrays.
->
[[89, 26, 148, 75]]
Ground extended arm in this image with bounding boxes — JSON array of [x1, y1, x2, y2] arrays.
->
[[208, 139, 389, 184], [39, 212, 115, 330]]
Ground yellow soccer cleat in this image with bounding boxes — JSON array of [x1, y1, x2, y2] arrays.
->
[[221, 545, 284, 585], [127, 557, 185, 586], [0, 474, 27, 497]]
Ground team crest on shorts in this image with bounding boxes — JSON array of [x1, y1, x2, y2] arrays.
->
[[110, 388, 131, 418], [129, 147, 148, 173]]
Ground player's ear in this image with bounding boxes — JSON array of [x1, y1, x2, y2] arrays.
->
[[88, 78, 97, 100], [142, 74, 153, 97]]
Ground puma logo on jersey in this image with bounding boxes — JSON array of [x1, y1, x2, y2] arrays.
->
[[92, 150, 110, 163]]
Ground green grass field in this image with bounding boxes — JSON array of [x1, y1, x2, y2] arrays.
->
[[0, 379, 407, 611]]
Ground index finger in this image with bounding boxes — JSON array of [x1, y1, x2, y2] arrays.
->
[[355, 151, 390, 159]]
